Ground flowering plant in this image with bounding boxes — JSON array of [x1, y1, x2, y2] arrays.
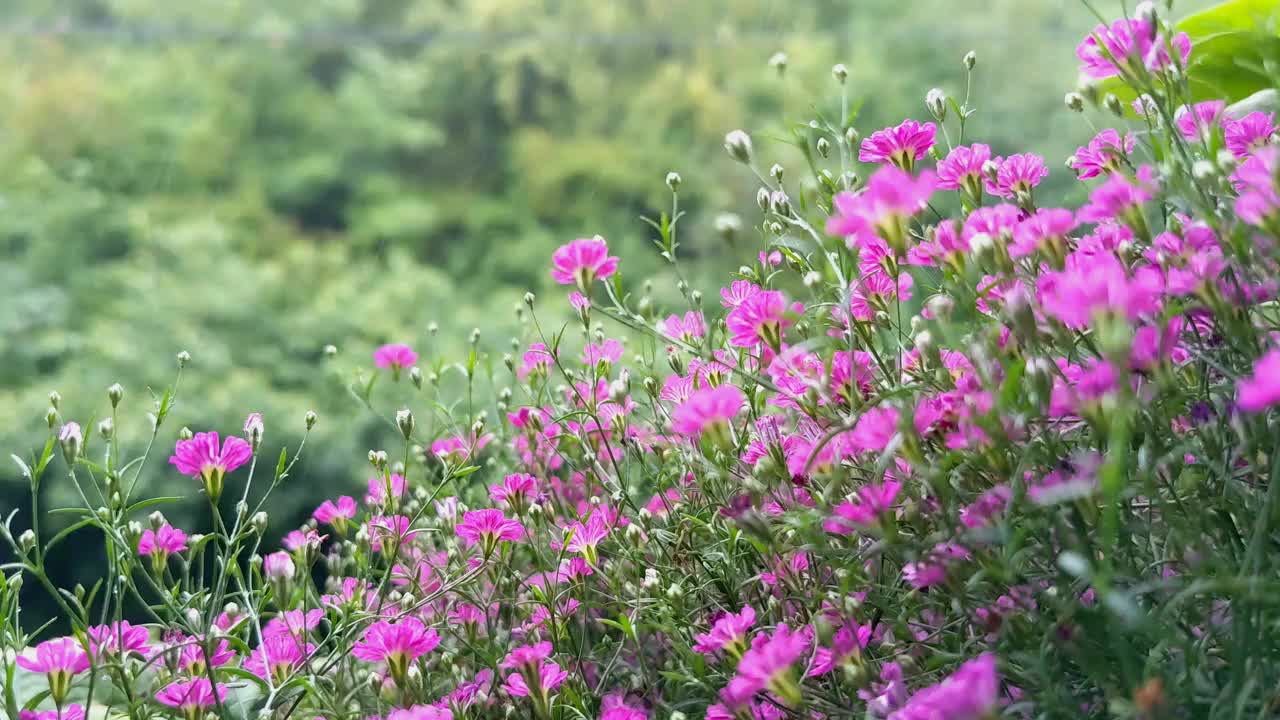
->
[[5, 3, 1280, 719]]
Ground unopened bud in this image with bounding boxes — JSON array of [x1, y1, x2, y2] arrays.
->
[[45, 407, 58, 429], [724, 130, 753, 164], [323, 344, 338, 358], [768, 51, 787, 75], [816, 136, 831, 157], [107, 383, 124, 408], [396, 409, 415, 439], [963, 51, 976, 70], [149, 511, 166, 531], [251, 512, 269, 533], [769, 164, 784, 183], [305, 411, 318, 430], [1064, 92, 1085, 113], [58, 423, 82, 464], [926, 88, 947, 120], [97, 418, 113, 441], [665, 172, 682, 192], [48, 391, 61, 409], [1104, 93, 1124, 117], [756, 187, 771, 211], [176, 350, 191, 367], [714, 213, 742, 243], [831, 63, 848, 84], [18, 530, 36, 552], [409, 366, 423, 389]]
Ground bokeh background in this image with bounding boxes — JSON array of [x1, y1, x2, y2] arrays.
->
[[0, 0, 1207, 624]]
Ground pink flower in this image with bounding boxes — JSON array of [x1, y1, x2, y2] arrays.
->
[[386, 706, 454, 720], [313, 496, 357, 531], [935, 143, 992, 193], [582, 339, 624, 366], [889, 654, 999, 720], [693, 606, 756, 655], [991, 153, 1048, 199], [504, 660, 569, 698], [283, 528, 325, 552], [1234, 147, 1280, 226], [1077, 17, 1191, 79], [155, 678, 228, 713], [1226, 111, 1277, 158], [725, 624, 810, 705], [16, 638, 90, 697], [1237, 349, 1280, 412], [1175, 101, 1226, 141], [824, 481, 901, 534], [367, 515, 419, 553], [263, 551, 296, 582], [1028, 455, 1102, 505], [902, 543, 971, 589], [827, 166, 935, 252], [366, 474, 407, 507], [1072, 129, 1135, 179], [489, 473, 539, 509], [169, 431, 252, 501], [726, 290, 791, 349], [671, 385, 745, 438], [550, 236, 619, 289], [562, 512, 611, 566], [1010, 208, 1075, 258], [1077, 165, 1157, 224], [659, 311, 707, 342], [455, 509, 525, 553], [86, 621, 150, 660], [138, 523, 188, 558], [500, 641, 554, 671], [1037, 250, 1162, 329], [720, 280, 761, 309], [263, 609, 325, 639], [960, 485, 1013, 528], [860, 119, 936, 171], [353, 618, 440, 680], [19, 706, 85, 720], [374, 343, 418, 370], [518, 342, 557, 381], [599, 695, 648, 720], [243, 633, 315, 683]]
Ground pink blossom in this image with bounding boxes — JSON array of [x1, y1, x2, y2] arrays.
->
[[263, 551, 296, 582], [720, 280, 761, 309], [550, 236, 619, 289], [935, 143, 992, 193], [827, 166, 935, 251], [504, 660, 568, 698], [1037, 250, 1162, 329], [859, 119, 937, 170], [1077, 17, 1191, 79], [725, 624, 810, 704], [1072, 129, 1135, 179], [86, 621, 150, 659], [1175, 101, 1226, 142], [659, 311, 707, 342], [888, 653, 999, 720], [19, 706, 85, 720], [824, 480, 901, 534], [694, 606, 757, 655], [501, 641, 554, 671], [518, 342, 556, 380], [138, 523, 188, 558], [1028, 455, 1102, 505], [374, 343, 418, 370], [1226, 111, 1277, 158], [1234, 147, 1280, 226], [671, 385, 745, 438], [1237, 349, 1280, 412], [313, 496, 357, 529], [386, 706, 454, 720], [1010, 208, 1075, 258], [1077, 164, 1157, 224], [243, 633, 315, 682], [168, 431, 252, 501], [353, 618, 441, 677], [368, 515, 419, 552], [155, 678, 228, 713], [16, 637, 90, 676], [992, 153, 1048, 199], [563, 512, 611, 565], [263, 609, 324, 639], [489, 473, 539, 508], [283, 528, 325, 552], [366, 473, 407, 507], [455, 509, 525, 551], [960, 485, 1012, 528], [726, 289, 791, 349], [582, 339, 624, 366], [902, 543, 971, 589]]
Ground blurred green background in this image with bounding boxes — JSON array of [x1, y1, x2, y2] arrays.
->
[[0, 0, 1199, 622]]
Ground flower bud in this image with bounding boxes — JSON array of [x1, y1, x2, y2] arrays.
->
[[665, 172, 682, 192], [769, 190, 791, 216], [769, 164, 784, 183], [107, 383, 124, 408], [18, 529, 36, 552], [963, 51, 976, 70], [58, 422, 82, 465], [1064, 92, 1085, 113], [45, 407, 58, 429], [323, 344, 338, 358], [831, 63, 848, 84], [926, 88, 947, 121], [1104, 93, 1124, 117], [768, 51, 787, 75], [97, 418, 114, 441], [305, 410, 318, 430], [243, 413, 264, 450], [48, 391, 61, 409], [149, 511, 166, 531], [409, 366, 423, 389], [8, 573, 23, 592], [176, 350, 191, 367], [724, 130, 753, 164], [926, 294, 955, 319], [756, 187, 771, 211], [396, 409, 415, 439], [714, 212, 742, 244], [816, 136, 831, 158], [251, 512, 269, 533]]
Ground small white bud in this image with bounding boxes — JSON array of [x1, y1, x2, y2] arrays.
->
[[724, 130, 753, 164], [831, 63, 848, 83]]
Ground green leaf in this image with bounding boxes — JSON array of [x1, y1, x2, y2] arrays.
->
[[126, 496, 184, 515]]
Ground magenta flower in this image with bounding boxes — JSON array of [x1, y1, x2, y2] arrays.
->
[[17, 637, 89, 703], [243, 633, 316, 683], [1234, 147, 1280, 226], [828, 166, 935, 253], [1072, 129, 1135, 179], [455, 509, 525, 555], [313, 495, 357, 533], [1010, 208, 1076, 258], [155, 678, 228, 714], [386, 706, 454, 720], [263, 551, 296, 582], [725, 290, 791, 349], [659, 311, 707, 342], [693, 606, 756, 655], [727, 624, 810, 706], [888, 653, 999, 720], [168, 431, 252, 503], [582, 339, 624, 367], [1175, 101, 1226, 142], [1237, 349, 1280, 413], [992, 153, 1048, 200], [824, 480, 901, 534], [550, 236, 619, 290], [935, 143, 992, 194], [352, 618, 441, 681], [489, 472, 539, 510], [374, 343, 418, 372], [367, 514, 419, 553], [720, 280, 761, 309], [1076, 17, 1191, 79], [1226, 111, 1277, 158], [1027, 455, 1102, 505], [902, 543, 971, 589], [671, 385, 745, 440], [86, 621, 150, 660], [19, 706, 85, 720], [366, 473, 407, 508], [859, 119, 937, 171], [263, 609, 325, 640], [501, 641, 554, 671], [504, 660, 569, 699], [960, 485, 1013, 528], [563, 512, 611, 566], [1037, 250, 1162, 329], [138, 523, 188, 558]]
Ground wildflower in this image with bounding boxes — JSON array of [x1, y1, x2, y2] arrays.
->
[[489, 473, 539, 512], [1237, 349, 1280, 412], [19, 706, 85, 720], [1233, 147, 1280, 227], [504, 659, 569, 699], [903, 543, 971, 589], [455, 509, 525, 556], [263, 551, 296, 582], [824, 480, 901, 534], [960, 485, 1013, 528], [563, 512, 611, 566], [659, 311, 707, 342], [992, 153, 1048, 200], [888, 653, 999, 720], [242, 412, 264, 448], [368, 515, 419, 553], [1225, 111, 1277, 158], [58, 422, 82, 464], [313, 495, 357, 535], [936, 143, 993, 199], [550, 236, 619, 291], [720, 280, 761, 309], [827, 166, 936, 253], [244, 633, 315, 684], [138, 523, 188, 574], [353, 618, 441, 683], [1010, 208, 1075, 259], [725, 624, 810, 707], [16, 637, 89, 704], [599, 694, 648, 720], [366, 473, 407, 508], [155, 678, 229, 720], [860, 119, 937, 171], [693, 606, 756, 657], [582, 339, 624, 368], [262, 608, 324, 639], [518, 343, 557, 381], [1174, 101, 1226, 142], [169, 431, 252, 503], [1076, 17, 1191, 79], [386, 706, 454, 720], [1027, 454, 1102, 505], [374, 344, 418, 374], [726, 290, 791, 349], [1072, 129, 1135, 179], [86, 621, 150, 660], [671, 385, 745, 446], [1037, 250, 1162, 329], [807, 623, 872, 677]]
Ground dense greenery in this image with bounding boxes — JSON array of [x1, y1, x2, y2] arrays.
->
[[0, 0, 1209, 620]]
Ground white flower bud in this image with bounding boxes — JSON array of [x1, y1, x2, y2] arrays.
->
[[305, 410, 318, 430], [963, 51, 976, 70], [1064, 92, 1085, 113], [396, 409, 415, 439], [18, 530, 36, 552], [816, 136, 831, 157], [926, 88, 947, 120], [107, 383, 124, 408], [176, 350, 191, 367], [665, 172, 682, 192], [724, 130, 753, 164], [768, 51, 787, 74], [831, 63, 848, 84]]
